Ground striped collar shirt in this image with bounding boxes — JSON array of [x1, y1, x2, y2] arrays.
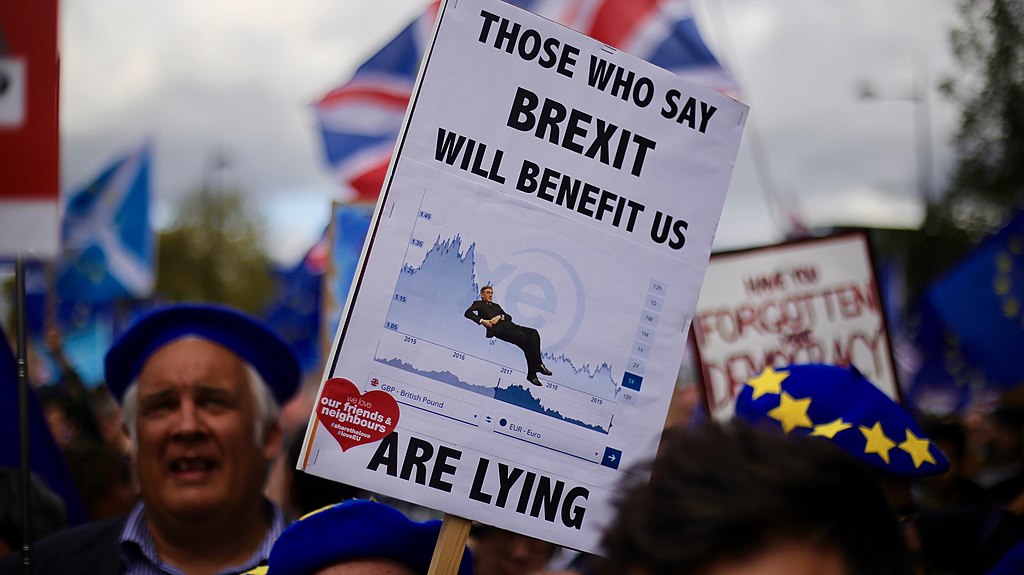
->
[[117, 500, 286, 575]]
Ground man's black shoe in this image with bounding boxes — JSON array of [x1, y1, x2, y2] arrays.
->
[[527, 374, 542, 386], [538, 363, 553, 376]]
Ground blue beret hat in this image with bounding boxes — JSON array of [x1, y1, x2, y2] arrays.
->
[[104, 303, 301, 405], [734, 363, 949, 477], [263, 499, 473, 575]]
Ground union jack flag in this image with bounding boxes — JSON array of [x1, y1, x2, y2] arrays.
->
[[315, 0, 736, 201]]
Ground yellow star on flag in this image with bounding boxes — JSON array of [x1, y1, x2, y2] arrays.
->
[[811, 418, 852, 439], [768, 392, 813, 432], [898, 429, 936, 468], [747, 366, 789, 399], [860, 422, 896, 464], [997, 252, 1013, 273], [1004, 297, 1020, 318]]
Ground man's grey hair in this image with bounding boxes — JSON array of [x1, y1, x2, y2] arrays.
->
[[120, 344, 281, 449]]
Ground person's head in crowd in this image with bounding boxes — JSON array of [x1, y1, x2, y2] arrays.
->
[[917, 418, 985, 507], [90, 385, 133, 456], [906, 400, 1024, 573], [599, 423, 912, 575], [988, 405, 1024, 467], [975, 404, 1024, 511], [36, 325, 106, 447], [62, 440, 137, 520], [733, 363, 948, 516], [253, 499, 473, 575], [284, 423, 361, 519], [470, 524, 557, 575], [923, 418, 970, 471], [104, 303, 301, 572], [36, 386, 84, 449], [0, 467, 67, 556]]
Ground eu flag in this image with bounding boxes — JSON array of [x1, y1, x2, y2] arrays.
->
[[906, 298, 974, 415], [57, 142, 154, 303], [263, 236, 327, 374], [928, 210, 1024, 387]]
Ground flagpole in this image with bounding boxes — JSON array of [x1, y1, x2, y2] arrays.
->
[[427, 514, 471, 575], [15, 256, 33, 574], [701, 0, 789, 238], [44, 259, 57, 338]]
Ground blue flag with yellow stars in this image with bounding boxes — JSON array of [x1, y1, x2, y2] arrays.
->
[[735, 363, 949, 477], [928, 210, 1024, 387]]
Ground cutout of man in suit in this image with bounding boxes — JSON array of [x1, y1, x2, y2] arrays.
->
[[464, 285, 552, 386]]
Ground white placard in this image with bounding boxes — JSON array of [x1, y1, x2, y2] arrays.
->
[[693, 234, 899, 421], [301, 0, 747, 553], [0, 58, 26, 127]]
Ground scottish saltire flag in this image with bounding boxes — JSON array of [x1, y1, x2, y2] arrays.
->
[[315, 0, 736, 200], [928, 210, 1024, 387], [57, 142, 154, 303]]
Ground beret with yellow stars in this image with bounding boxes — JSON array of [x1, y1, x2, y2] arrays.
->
[[734, 363, 949, 477]]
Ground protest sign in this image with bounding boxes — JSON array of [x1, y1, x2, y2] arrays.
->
[[0, 0, 60, 256], [693, 233, 899, 421], [300, 0, 747, 553]]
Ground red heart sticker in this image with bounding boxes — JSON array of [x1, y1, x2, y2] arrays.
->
[[315, 377, 400, 451]]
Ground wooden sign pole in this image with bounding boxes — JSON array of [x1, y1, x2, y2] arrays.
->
[[427, 514, 472, 575]]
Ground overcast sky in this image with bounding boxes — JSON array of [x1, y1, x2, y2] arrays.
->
[[59, 0, 965, 264]]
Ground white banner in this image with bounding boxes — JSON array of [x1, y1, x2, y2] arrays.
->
[[693, 234, 899, 421], [301, 0, 747, 553]]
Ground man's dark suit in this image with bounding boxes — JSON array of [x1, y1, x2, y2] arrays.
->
[[0, 518, 126, 575], [464, 299, 544, 377]]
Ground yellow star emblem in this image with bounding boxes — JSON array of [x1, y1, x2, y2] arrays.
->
[[898, 429, 936, 468], [860, 422, 896, 464], [811, 418, 852, 439], [747, 366, 789, 399], [1004, 297, 1020, 318], [768, 392, 813, 432], [995, 276, 1011, 295], [997, 252, 1013, 273]]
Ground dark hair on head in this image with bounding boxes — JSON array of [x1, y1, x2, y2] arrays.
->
[[991, 406, 1024, 431], [921, 418, 968, 460], [598, 423, 912, 575], [480, 285, 492, 294], [63, 440, 133, 519]]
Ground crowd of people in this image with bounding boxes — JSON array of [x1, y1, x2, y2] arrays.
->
[[2, 302, 1024, 574]]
